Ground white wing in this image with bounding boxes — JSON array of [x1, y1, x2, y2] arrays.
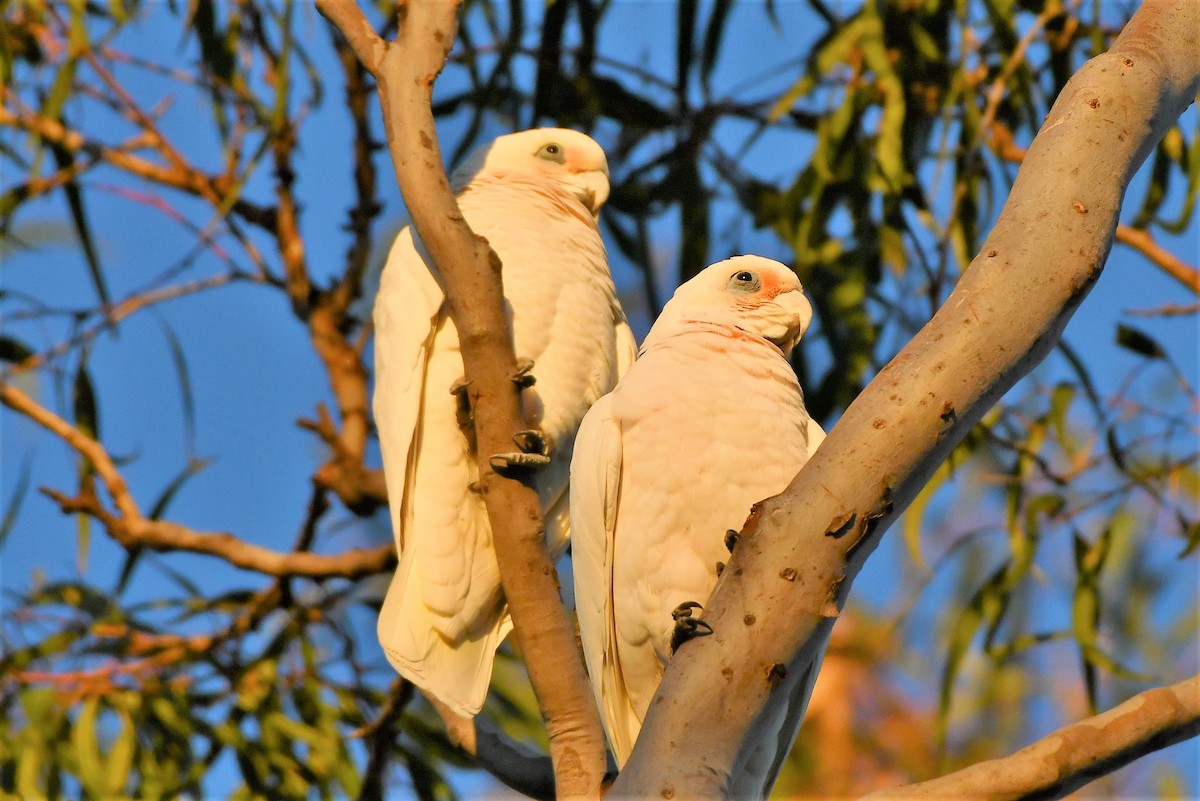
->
[[375, 227, 506, 715], [570, 393, 640, 762], [614, 311, 639, 379], [805, 415, 826, 458], [372, 225, 444, 551]]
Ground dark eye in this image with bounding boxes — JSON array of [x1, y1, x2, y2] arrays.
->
[[727, 270, 761, 293], [537, 143, 566, 163]]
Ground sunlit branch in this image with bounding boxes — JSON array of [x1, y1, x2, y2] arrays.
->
[[38, 487, 395, 580], [861, 673, 1200, 801], [0, 381, 395, 580], [48, 3, 221, 209], [1114, 225, 1200, 295], [0, 89, 277, 233], [986, 124, 1200, 296], [1, 381, 141, 521], [613, 1, 1200, 796], [1, 273, 252, 377]]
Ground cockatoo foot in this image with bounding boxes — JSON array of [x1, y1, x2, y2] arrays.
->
[[490, 429, 551, 471], [489, 451, 552, 471], [724, 529, 740, 553], [670, 601, 713, 653], [511, 429, 547, 455], [450, 376, 474, 431], [511, 357, 537, 388]]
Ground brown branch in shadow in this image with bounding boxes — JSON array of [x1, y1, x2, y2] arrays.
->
[[356, 678, 416, 801], [315, 1, 608, 797], [861, 673, 1200, 801], [428, 695, 558, 801]]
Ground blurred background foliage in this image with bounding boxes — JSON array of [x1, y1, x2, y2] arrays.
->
[[1, 0, 1197, 798]]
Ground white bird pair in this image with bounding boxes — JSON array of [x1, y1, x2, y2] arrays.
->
[[372, 128, 824, 795]]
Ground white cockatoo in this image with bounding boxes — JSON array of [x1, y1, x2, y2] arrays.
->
[[373, 128, 637, 717], [570, 255, 825, 795]]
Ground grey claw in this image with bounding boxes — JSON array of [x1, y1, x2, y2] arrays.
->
[[724, 530, 740, 553], [512, 429, 547, 456], [489, 452, 552, 471], [451, 377, 473, 432], [511, 358, 536, 388], [670, 601, 713, 653]]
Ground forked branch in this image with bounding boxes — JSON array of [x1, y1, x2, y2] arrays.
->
[[0, 381, 394, 580], [613, 1, 1200, 796]]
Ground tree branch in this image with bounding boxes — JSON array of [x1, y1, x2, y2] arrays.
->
[[0, 380, 141, 521], [612, 2, 1200, 797], [861, 673, 1200, 800], [315, 1, 607, 797], [0, 380, 394, 580], [988, 120, 1200, 297], [428, 696, 558, 801], [1114, 224, 1200, 294]]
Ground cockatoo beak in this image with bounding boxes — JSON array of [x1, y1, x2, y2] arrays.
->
[[764, 288, 813, 356], [566, 169, 610, 219]]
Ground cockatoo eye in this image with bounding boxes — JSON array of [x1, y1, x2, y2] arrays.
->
[[727, 270, 761, 293], [536, 143, 566, 163]]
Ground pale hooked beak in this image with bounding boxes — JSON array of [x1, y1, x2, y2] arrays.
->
[[565, 169, 610, 219], [763, 288, 814, 356]]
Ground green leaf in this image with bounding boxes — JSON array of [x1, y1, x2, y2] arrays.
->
[[0, 447, 34, 548], [153, 313, 197, 456], [0, 334, 36, 363], [72, 347, 99, 572], [879, 222, 906, 272], [71, 346, 99, 440], [148, 457, 213, 522], [52, 142, 112, 321], [105, 708, 136, 796], [699, 0, 732, 89], [185, 0, 236, 82], [1115, 323, 1166, 359], [71, 697, 106, 795], [902, 457, 952, 570], [859, 15, 906, 188], [1072, 512, 1149, 712], [1181, 519, 1200, 558], [1048, 382, 1075, 444]]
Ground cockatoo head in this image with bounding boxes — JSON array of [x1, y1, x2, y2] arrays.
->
[[452, 128, 610, 218], [645, 256, 815, 356]]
